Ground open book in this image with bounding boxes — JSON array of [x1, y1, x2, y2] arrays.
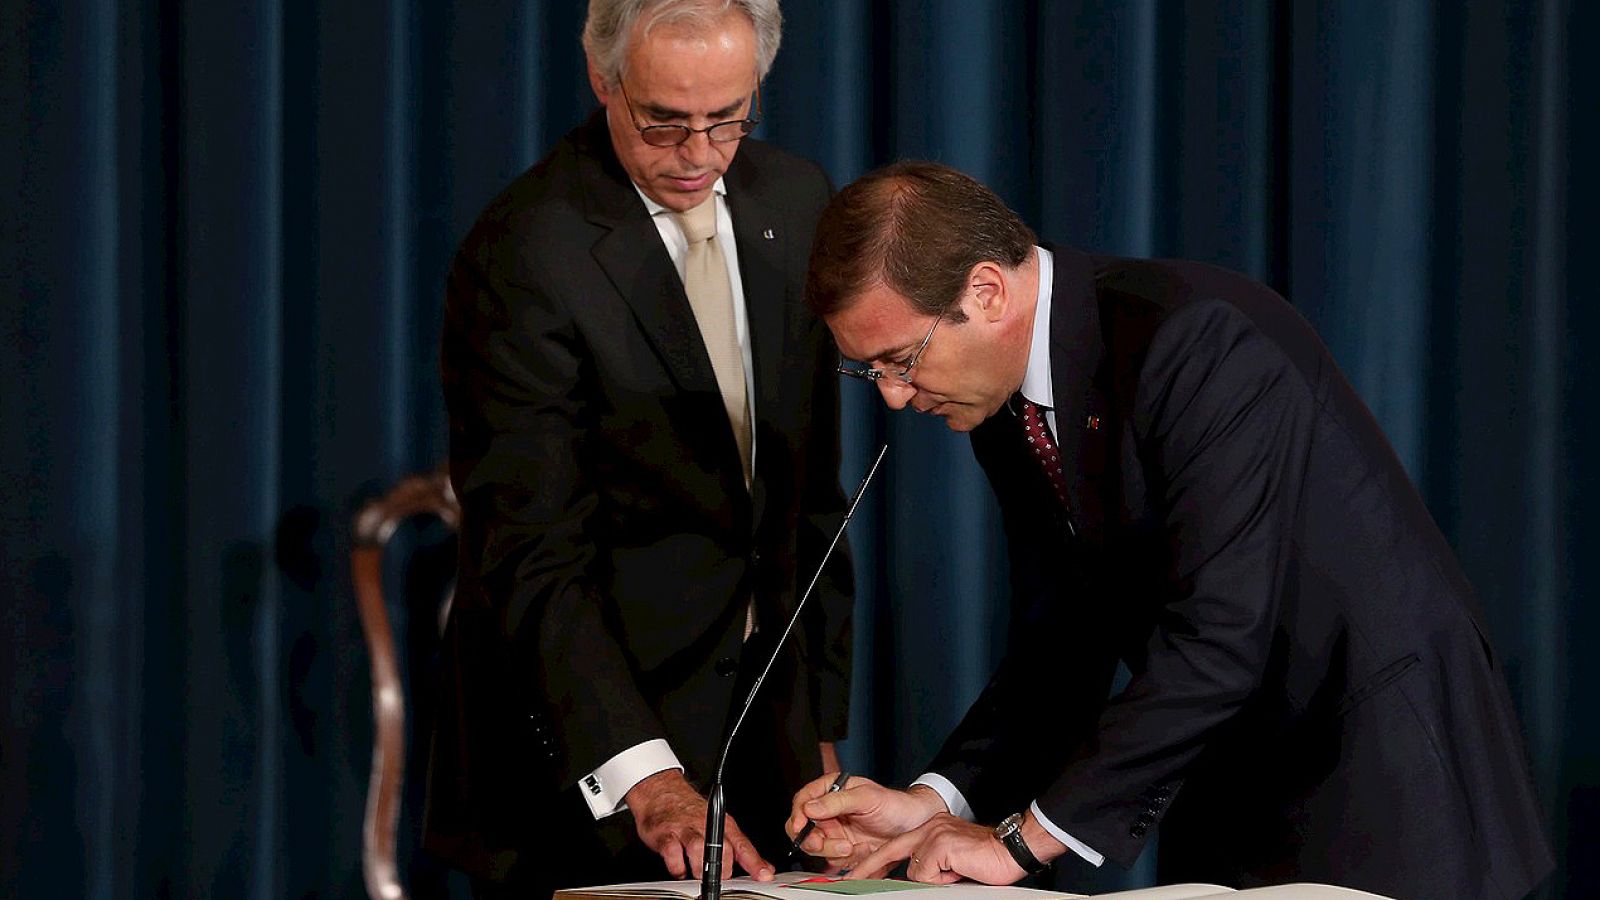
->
[[555, 871, 1391, 900]]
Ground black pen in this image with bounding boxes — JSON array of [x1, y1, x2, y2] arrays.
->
[[789, 771, 851, 859]]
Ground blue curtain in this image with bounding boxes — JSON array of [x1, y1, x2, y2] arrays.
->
[[2, 2, 1594, 897]]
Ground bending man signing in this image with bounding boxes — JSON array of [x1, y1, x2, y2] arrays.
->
[[787, 161, 1551, 900]]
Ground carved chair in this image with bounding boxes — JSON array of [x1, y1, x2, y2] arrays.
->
[[351, 466, 460, 900]]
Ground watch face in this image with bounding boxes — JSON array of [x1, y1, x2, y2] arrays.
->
[[996, 813, 1022, 837]]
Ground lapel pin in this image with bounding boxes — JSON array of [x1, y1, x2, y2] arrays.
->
[[1085, 415, 1101, 431], [763, 228, 775, 240]]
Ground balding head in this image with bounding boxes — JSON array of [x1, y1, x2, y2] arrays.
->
[[805, 161, 1036, 322]]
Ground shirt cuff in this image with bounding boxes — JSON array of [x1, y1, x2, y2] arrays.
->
[[1029, 800, 1105, 867], [578, 739, 684, 819], [909, 772, 974, 821]]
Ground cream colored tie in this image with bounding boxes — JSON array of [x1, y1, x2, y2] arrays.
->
[[675, 196, 752, 487], [675, 197, 757, 640]]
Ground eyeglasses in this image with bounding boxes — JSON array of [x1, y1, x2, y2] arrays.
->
[[617, 80, 762, 147], [837, 311, 944, 384]]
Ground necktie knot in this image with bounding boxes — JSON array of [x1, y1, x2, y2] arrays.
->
[[675, 195, 719, 244], [1012, 392, 1048, 418]]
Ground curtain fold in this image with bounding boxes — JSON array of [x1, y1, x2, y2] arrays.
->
[[1, 2, 1591, 897]]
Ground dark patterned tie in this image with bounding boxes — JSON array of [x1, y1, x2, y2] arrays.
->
[[1016, 394, 1071, 508]]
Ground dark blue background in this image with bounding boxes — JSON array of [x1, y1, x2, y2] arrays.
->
[[2, 2, 1594, 897]]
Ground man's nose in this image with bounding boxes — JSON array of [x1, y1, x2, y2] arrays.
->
[[876, 378, 914, 410], [677, 130, 715, 167]]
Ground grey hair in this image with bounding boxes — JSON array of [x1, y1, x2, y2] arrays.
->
[[583, 0, 782, 88]]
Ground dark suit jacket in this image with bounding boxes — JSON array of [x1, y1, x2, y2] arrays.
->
[[426, 112, 853, 885], [932, 246, 1552, 899]]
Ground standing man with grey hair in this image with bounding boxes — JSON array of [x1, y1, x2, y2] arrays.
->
[[426, 2, 854, 897]]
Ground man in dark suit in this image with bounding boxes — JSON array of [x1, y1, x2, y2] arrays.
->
[[786, 161, 1553, 899], [426, 2, 853, 896]]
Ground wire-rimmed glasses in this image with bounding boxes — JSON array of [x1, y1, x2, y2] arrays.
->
[[617, 80, 762, 147], [837, 311, 944, 384]]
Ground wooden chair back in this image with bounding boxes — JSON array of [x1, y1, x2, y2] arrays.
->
[[351, 467, 460, 900]]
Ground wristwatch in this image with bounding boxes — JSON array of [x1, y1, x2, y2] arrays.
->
[[994, 812, 1050, 875]]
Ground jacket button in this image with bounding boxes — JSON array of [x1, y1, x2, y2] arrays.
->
[[715, 656, 739, 677]]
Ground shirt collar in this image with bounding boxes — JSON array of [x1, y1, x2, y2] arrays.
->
[[634, 177, 728, 217], [1019, 245, 1055, 409]]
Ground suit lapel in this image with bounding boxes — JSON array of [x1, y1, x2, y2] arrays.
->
[[585, 180, 722, 401], [598, 236, 718, 402], [975, 406, 1079, 544], [724, 176, 786, 422], [1046, 245, 1110, 547], [724, 158, 786, 520]]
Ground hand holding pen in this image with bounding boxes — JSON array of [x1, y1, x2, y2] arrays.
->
[[786, 773, 952, 873], [788, 770, 851, 862]]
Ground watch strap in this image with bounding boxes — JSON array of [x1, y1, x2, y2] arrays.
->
[[995, 813, 1049, 875]]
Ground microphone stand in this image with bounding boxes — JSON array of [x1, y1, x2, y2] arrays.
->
[[699, 444, 889, 900]]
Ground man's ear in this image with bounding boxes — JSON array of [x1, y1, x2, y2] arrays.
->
[[968, 262, 1010, 323], [587, 56, 611, 106]]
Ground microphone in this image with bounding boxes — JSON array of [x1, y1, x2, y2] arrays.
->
[[699, 444, 889, 900]]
